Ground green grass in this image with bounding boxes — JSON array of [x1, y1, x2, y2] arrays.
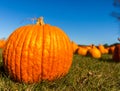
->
[[0, 49, 120, 90]]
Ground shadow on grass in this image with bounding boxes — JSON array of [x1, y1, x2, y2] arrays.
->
[[0, 63, 22, 84], [0, 63, 7, 77], [98, 57, 120, 63], [98, 57, 114, 63], [97, 54, 120, 63]]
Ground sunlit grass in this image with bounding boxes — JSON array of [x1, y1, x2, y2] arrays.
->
[[0, 49, 120, 90]]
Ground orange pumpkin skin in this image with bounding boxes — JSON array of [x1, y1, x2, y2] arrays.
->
[[112, 44, 120, 62], [2, 17, 73, 83], [87, 46, 101, 58], [77, 47, 88, 56], [98, 44, 106, 54], [108, 46, 115, 54]]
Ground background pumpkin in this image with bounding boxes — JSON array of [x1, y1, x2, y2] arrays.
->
[[71, 41, 78, 54], [87, 45, 101, 58], [98, 44, 106, 54], [0, 39, 6, 48], [77, 46, 88, 56], [112, 44, 120, 62], [108, 46, 115, 54], [2, 17, 73, 83]]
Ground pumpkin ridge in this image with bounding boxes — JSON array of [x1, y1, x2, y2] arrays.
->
[[20, 26, 33, 82], [14, 27, 27, 81], [33, 26, 41, 82], [42, 25, 54, 80], [27, 26, 38, 83], [55, 27, 61, 79], [45, 26, 51, 79], [49, 26, 54, 80], [27, 26, 37, 82], [4, 26, 26, 81], [35, 26, 44, 82], [41, 25, 45, 80], [49, 26, 55, 80], [5, 33, 15, 78], [4, 34, 14, 76], [56, 27, 62, 79], [47, 25, 53, 80], [41, 25, 52, 80], [9, 27, 26, 81], [18, 27, 26, 82], [32, 26, 39, 82], [53, 27, 59, 79]]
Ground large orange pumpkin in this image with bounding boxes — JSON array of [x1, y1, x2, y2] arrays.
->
[[2, 17, 73, 83]]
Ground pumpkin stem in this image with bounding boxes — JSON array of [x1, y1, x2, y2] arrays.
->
[[36, 17, 45, 25]]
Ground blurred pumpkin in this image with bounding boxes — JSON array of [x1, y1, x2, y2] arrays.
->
[[108, 46, 115, 54], [85, 46, 92, 50], [0, 39, 6, 48], [2, 17, 73, 83], [112, 44, 120, 62], [77, 46, 88, 56], [87, 45, 101, 58], [98, 44, 107, 54], [104, 48, 109, 54]]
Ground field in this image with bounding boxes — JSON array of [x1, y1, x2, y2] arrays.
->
[[0, 48, 120, 90]]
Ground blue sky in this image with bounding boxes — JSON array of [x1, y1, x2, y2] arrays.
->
[[0, 0, 120, 45]]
